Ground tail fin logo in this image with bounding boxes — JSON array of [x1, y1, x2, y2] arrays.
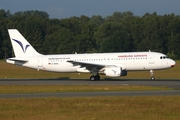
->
[[12, 39, 30, 53]]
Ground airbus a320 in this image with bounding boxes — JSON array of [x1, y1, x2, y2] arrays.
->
[[6, 29, 176, 80]]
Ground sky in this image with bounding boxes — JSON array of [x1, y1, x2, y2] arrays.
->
[[0, 0, 180, 19]]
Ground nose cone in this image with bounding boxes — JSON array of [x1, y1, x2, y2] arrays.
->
[[171, 60, 176, 67]]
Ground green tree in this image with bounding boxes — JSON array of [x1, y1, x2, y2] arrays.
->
[[95, 22, 132, 52]]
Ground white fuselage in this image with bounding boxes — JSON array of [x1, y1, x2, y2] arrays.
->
[[7, 52, 175, 73]]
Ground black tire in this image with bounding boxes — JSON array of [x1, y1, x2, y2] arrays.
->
[[90, 76, 96, 81], [96, 75, 100, 80]]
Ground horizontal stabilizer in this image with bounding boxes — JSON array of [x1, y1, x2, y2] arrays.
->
[[6, 58, 28, 65]]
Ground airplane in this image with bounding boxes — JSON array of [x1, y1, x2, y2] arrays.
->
[[6, 29, 176, 80]]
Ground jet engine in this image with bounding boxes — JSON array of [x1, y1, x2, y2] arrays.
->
[[104, 67, 127, 77]]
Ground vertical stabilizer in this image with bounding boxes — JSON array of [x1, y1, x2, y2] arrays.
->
[[8, 29, 41, 57]]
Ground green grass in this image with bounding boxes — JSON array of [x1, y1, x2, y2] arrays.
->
[[0, 96, 180, 120], [0, 60, 180, 79], [0, 85, 172, 94]]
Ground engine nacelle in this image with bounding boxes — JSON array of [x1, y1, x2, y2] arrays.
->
[[104, 67, 127, 77], [77, 67, 90, 73]]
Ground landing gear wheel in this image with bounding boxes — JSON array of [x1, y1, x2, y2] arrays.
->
[[151, 76, 155, 80], [90, 76, 96, 81], [95, 75, 100, 80], [90, 74, 100, 81]]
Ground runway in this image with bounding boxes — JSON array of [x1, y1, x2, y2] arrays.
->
[[0, 90, 180, 98], [0, 78, 180, 88], [0, 79, 180, 98]]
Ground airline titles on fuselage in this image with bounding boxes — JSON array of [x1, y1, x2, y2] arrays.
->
[[118, 54, 147, 58], [48, 57, 70, 65]]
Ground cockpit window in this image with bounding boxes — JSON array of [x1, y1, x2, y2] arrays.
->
[[160, 56, 168, 59]]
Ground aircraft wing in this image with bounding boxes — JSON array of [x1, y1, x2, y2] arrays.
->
[[67, 60, 105, 70], [67, 60, 126, 72]]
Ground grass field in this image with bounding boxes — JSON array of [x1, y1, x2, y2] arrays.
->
[[0, 60, 180, 79], [0, 96, 180, 120], [0, 85, 173, 94]]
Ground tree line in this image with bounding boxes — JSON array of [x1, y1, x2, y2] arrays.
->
[[0, 9, 180, 59]]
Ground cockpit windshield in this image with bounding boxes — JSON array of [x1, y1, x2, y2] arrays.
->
[[160, 56, 168, 59]]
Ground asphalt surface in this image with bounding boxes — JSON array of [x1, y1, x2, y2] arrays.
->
[[0, 79, 180, 98], [0, 78, 180, 88], [0, 90, 180, 98]]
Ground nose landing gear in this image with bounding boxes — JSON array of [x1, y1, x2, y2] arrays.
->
[[150, 70, 155, 80]]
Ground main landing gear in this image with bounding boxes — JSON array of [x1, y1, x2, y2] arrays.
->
[[90, 74, 100, 81], [150, 70, 155, 80]]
